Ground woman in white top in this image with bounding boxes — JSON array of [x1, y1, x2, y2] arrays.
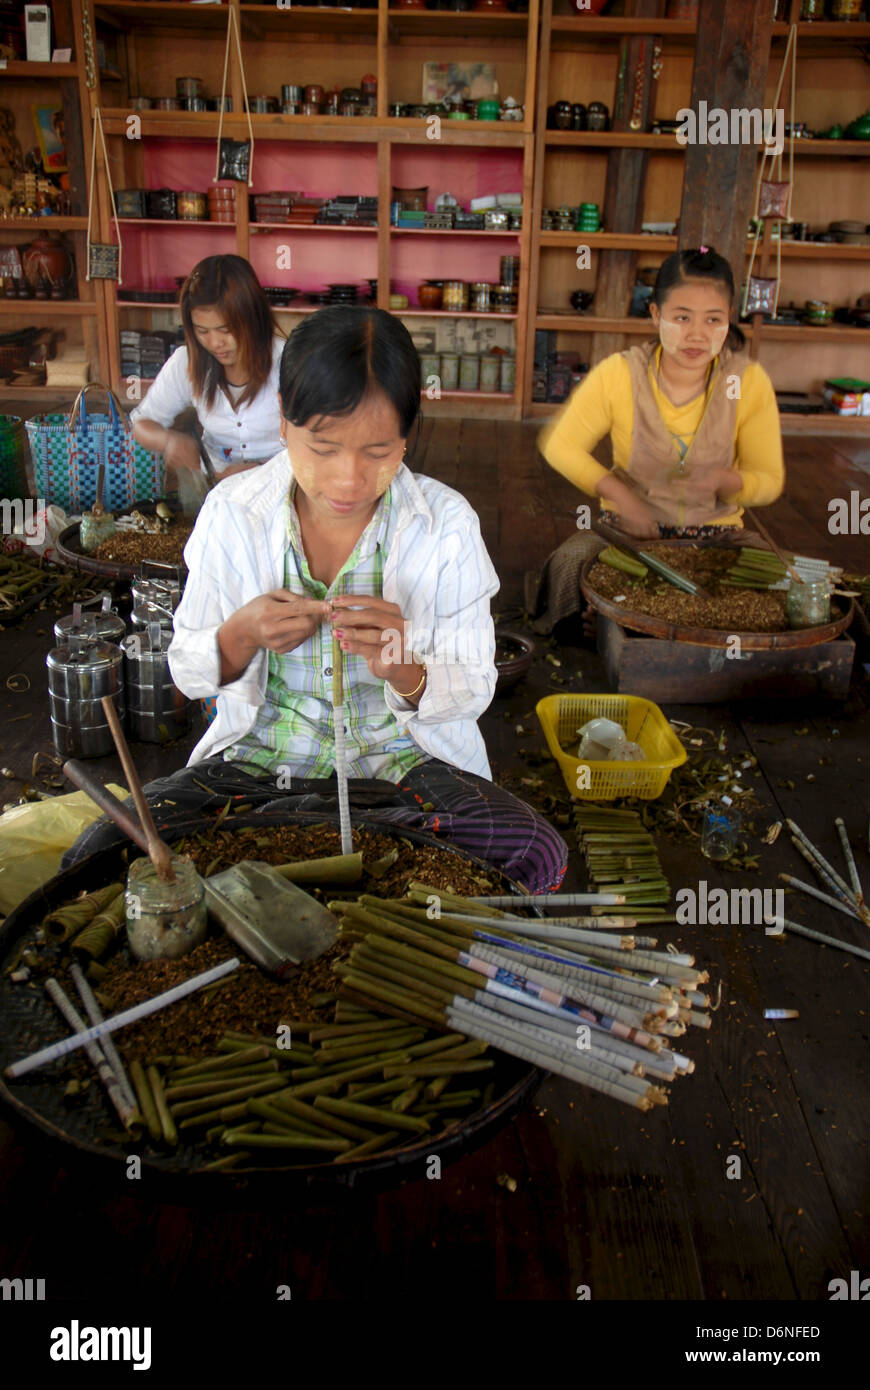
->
[[68, 308, 568, 895], [131, 254, 284, 482]]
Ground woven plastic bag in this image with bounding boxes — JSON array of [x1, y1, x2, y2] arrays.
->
[[26, 383, 164, 513]]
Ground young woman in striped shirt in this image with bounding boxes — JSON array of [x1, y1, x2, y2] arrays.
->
[[70, 308, 568, 896]]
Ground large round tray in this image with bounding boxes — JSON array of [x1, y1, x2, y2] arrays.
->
[[581, 555, 855, 649], [54, 500, 188, 583], [0, 812, 540, 1201]]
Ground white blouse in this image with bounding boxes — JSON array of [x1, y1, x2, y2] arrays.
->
[[130, 336, 284, 475]]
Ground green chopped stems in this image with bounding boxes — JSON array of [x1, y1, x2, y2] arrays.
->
[[173, 1045, 270, 1078], [129, 1060, 161, 1142], [402, 1033, 473, 1059], [354, 936, 478, 994], [202, 1151, 251, 1171], [391, 1084, 423, 1113], [164, 1067, 281, 1100], [420, 1090, 481, 1109], [286, 1051, 416, 1099], [262, 1094, 375, 1142], [382, 1059, 494, 1079], [289, 1037, 424, 1078], [314, 1095, 430, 1134], [333, 1130, 401, 1162], [425, 1075, 449, 1101], [344, 1077, 411, 1104], [146, 1066, 178, 1146], [350, 947, 465, 1006], [334, 966, 446, 1027], [170, 1075, 288, 1119], [224, 1131, 351, 1152], [245, 1099, 344, 1139], [306, 1029, 426, 1064], [311, 1020, 414, 1043], [219, 1121, 261, 1143], [178, 1102, 250, 1131]]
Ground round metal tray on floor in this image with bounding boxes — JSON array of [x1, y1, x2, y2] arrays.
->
[[581, 556, 855, 650], [0, 812, 541, 1200], [54, 500, 188, 584]]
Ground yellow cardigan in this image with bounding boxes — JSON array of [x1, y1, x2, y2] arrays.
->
[[539, 348, 785, 527]]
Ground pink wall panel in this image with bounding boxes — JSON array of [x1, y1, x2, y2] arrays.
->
[[248, 230, 378, 293], [248, 142, 378, 197], [120, 225, 235, 290], [143, 139, 225, 190], [390, 146, 523, 209]]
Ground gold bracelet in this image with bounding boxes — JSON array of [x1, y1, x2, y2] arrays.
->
[[390, 664, 427, 700]]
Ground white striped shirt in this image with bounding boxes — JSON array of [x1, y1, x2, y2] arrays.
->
[[130, 338, 284, 475], [167, 450, 501, 778]]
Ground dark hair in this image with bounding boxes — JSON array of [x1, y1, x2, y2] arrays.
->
[[652, 247, 746, 350], [279, 307, 421, 441], [180, 255, 279, 411]]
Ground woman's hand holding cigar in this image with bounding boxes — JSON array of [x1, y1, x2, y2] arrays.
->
[[330, 594, 426, 702], [218, 591, 331, 683]]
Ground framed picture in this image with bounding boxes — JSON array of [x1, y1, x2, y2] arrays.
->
[[422, 62, 497, 106], [31, 104, 66, 173]]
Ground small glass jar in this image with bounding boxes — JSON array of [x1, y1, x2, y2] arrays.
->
[[701, 800, 741, 862], [785, 579, 831, 629], [499, 353, 516, 393], [470, 281, 492, 312], [494, 283, 518, 314], [459, 352, 480, 390], [125, 854, 207, 961], [439, 352, 459, 391], [442, 280, 468, 312], [499, 254, 520, 286], [829, 0, 862, 15], [800, 0, 825, 16], [479, 353, 501, 391]]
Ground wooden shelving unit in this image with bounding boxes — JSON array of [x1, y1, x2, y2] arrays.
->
[[89, 0, 539, 419], [524, 0, 870, 433], [0, 0, 105, 403]]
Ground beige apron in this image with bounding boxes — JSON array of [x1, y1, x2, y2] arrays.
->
[[613, 341, 750, 530]]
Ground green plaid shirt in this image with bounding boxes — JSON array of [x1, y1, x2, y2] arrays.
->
[[225, 484, 427, 783]]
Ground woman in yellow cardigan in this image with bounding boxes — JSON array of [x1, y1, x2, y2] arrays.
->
[[528, 246, 785, 631]]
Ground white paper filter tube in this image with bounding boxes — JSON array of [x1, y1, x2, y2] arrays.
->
[[464, 942, 653, 1030], [7, 958, 241, 1079], [69, 962, 137, 1110], [452, 998, 654, 1096], [446, 1002, 655, 1111], [470, 932, 670, 999], [787, 820, 862, 909], [780, 873, 863, 922], [480, 992, 650, 1076], [471, 893, 627, 908], [332, 705, 353, 857], [444, 911, 637, 936], [44, 978, 138, 1129]]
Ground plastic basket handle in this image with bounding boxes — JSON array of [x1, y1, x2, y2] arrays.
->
[[68, 383, 128, 438]]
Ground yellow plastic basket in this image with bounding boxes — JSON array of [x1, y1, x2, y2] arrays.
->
[[535, 694, 687, 801]]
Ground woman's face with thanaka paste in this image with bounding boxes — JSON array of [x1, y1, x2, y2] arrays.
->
[[649, 280, 731, 366], [280, 387, 405, 527]]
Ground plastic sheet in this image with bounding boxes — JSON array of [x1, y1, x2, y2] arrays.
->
[[0, 786, 128, 916]]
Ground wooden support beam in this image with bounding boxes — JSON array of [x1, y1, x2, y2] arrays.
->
[[678, 0, 774, 276], [591, 0, 662, 366]]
